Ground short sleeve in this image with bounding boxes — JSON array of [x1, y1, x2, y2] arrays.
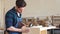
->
[[5, 12, 13, 28]]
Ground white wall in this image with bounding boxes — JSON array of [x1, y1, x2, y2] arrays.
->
[[0, 0, 5, 28], [22, 0, 56, 17], [4, 0, 16, 14]]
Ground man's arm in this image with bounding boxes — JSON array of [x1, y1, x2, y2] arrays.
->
[[7, 26, 22, 32], [7, 26, 29, 32]]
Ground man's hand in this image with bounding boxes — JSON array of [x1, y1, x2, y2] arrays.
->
[[21, 26, 30, 33]]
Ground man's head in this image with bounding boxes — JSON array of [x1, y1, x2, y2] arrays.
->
[[16, 0, 26, 13]]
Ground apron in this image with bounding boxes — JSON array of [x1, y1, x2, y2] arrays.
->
[[9, 16, 22, 34]]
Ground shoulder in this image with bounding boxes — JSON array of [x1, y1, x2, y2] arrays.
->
[[5, 10, 15, 18], [5, 10, 13, 16], [5, 7, 16, 17]]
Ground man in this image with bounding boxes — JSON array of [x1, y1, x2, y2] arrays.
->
[[5, 0, 29, 34]]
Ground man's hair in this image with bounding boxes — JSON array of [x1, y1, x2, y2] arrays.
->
[[16, 0, 27, 8]]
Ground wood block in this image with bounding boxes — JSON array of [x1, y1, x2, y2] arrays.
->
[[22, 28, 47, 34]]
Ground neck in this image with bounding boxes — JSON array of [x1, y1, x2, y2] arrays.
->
[[15, 6, 20, 13]]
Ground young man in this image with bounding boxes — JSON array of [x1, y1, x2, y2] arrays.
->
[[5, 0, 29, 34]]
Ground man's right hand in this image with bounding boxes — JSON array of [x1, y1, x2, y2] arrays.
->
[[21, 26, 30, 33]]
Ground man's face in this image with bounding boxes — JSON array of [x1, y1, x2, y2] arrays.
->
[[17, 7, 25, 13]]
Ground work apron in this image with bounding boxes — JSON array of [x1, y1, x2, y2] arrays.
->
[[9, 17, 22, 34]]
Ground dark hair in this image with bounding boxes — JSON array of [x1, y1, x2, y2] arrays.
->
[[16, 0, 26, 8]]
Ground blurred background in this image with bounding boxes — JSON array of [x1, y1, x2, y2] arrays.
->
[[0, 0, 60, 34]]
